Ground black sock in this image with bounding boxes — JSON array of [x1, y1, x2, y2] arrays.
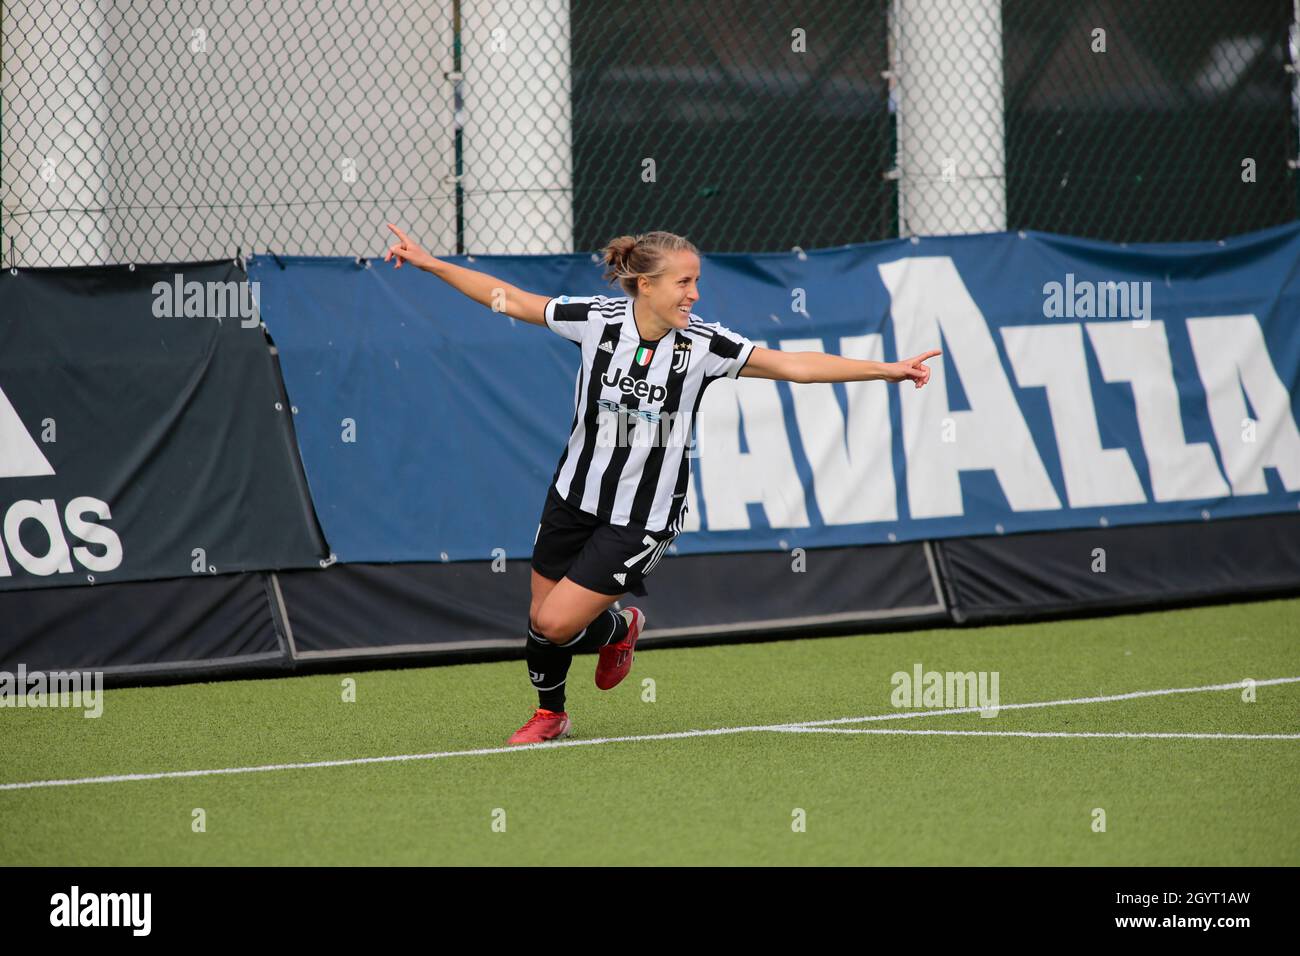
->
[[524, 611, 630, 711], [525, 626, 573, 712], [565, 608, 629, 651]]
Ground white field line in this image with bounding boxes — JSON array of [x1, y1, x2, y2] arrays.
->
[[764, 728, 1300, 740], [1, 676, 1296, 793], [768, 676, 1300, 728]]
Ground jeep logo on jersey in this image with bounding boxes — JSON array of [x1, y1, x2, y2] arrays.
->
[[599, 367, 668, 404], [0, 382, 123, 579]]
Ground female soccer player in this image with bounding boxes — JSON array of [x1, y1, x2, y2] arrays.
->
[[383, 225, 939, 744]]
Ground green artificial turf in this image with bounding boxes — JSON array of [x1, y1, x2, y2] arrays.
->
[[3, 597, 1297, 865]]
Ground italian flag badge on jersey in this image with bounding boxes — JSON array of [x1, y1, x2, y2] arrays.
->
[[634, 346, 654, 367]]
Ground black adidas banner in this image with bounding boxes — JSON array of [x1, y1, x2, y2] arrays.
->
[[0, 262, 326, 591]]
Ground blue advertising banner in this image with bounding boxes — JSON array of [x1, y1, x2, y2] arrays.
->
[[252, 221, 1300, 563]]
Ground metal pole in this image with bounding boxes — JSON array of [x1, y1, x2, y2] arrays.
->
[[892, 0, 1007, 237]]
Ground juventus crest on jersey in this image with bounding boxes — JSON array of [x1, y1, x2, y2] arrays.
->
[[544, 294, 755, 533]]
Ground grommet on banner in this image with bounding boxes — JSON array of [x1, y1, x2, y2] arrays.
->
[[319, 553, 338, 569], [128, 263, 135, 272], [791, 245, 807, 261]]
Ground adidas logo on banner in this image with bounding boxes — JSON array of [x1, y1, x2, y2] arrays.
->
[[0, 384, 54, 478], [598, 341, 615, 353], [612, 572, 626, 585], [0, 382, 123, 578]]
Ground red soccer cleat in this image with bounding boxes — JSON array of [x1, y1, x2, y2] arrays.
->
[[595, 607, 645, 690], [507, 707, 571, 745]]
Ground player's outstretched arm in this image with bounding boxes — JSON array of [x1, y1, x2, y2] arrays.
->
[[382, 223, 550, 326], [740, 346, 940, 389]]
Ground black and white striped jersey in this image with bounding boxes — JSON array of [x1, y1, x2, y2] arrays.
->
[[543, 294, 755, 533]]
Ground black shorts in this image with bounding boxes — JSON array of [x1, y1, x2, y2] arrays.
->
[[530, 486, 679, 597]]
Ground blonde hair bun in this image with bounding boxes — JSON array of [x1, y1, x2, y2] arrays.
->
[[601, 231, 698, 296]]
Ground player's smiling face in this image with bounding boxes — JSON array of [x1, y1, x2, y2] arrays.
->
[[639, 250, 700, 330]]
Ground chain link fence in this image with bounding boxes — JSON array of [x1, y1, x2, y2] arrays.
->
[[1002, 0, 1300, 243], [2, 1, 1298, 267]]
